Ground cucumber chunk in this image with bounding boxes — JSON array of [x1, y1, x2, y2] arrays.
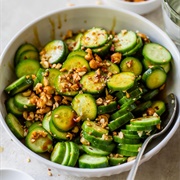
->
[[51, 105, 76, 131], [72, 93, 97, 121], [142, 43, 172, 64], [107, 72, 136, 92], [82, 120, 108, 137], [19, 50, 39, 62], [50, 142, 66, 164], [14, 43, 38, 65], [25, 126, 53, 153], [97, 101, 117, 115], [81, 27, 108, 48], [40, 40, 68, 64], [120, 57, 143, 76], [5, 113, 24, 139], [142, 66, 167, 90], [5, 75, 33, 96], [15, 59, 40, 78], [151, 100, 166, 116], [68, 142, 80, 167], [61, 142, 71, 166], [80, 71, 106, 94], [14, 92, 36, 111], [79, 154, 109, 168], [82, 145, 110, 156], [130, 116, 161, 126], [114, 30, 137, 53], [109, 156, 127, 166]]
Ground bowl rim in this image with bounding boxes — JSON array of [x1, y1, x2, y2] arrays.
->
[[0, 4, 180, 176], [104, 0, 161, 6]]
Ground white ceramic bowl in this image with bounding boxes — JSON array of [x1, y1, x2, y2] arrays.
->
[[104, 0, 161, 15], [0, 5, 180, 178], [0, 169, 34, 180]]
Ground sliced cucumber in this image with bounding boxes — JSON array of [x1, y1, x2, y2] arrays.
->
[[97, 101, 117, 115], [78, 154, 109, 168], [120, 57, 143, 76], [142, 43, 172, 64], [19, 50, 39, 62], [40, 40, 68, 64], [67, 49, 87, 59], [15, 59, 40, 78], [82, 120, 108, 137], [5, 113, 24, 139], [130, 116, 161, 126], [50, 142, 66, 164], [25, 126, 53, 153], [118, 144, 142, 152], [117, 149, 138, 157], [80, 71, 106, 94], [14, 43, 38, 65], [105, 60, 120, 75], [72, 93, 97, 121], [113, 135, 141, 144], [42, 113, 51, 133], [108, 112, 134, 131], [49, 119, 69, 140], [151, 100, 166, 116], [51, 105, 76, 131], [6, 97, 23, 116], [62, 55, 90, 72], [114, 30, 137, 53], [83, 132, 113, 146], [126, 124, 156, 131], [61, 142, 71, 166], [109, 156, 127, 166], [68, 142, 80, 167], [142, 89, 159, 101], [142, 66, 167, 90], [28, 121, 42, 132], [107, 72, 136, 92], [82, 145, 110, 156], [5, 75, 33, 96], [14, 92, 36, 111], [81, 27, 108, 48]]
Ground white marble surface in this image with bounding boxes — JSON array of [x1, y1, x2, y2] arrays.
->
[[0, 0, 180, 180]]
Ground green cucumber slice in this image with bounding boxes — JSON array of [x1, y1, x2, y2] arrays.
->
[[113, 135, 141, 144], [14, 43, 38, 65], [14, 92, 36, 111], [80, 71, 106, 94], [62, 55, 90, 72], [97, 101, 117, 115], [118, 144, 142, 152], [126, 124, 156, 131], [5, 75, 33, 96], [81, 27, 108, 48], [40, 40, 68, 64], [42, 113, 51, 133], [151, 100, 166, 116], [5, 97, 23, 116], [5, 113, 24, 139], [82, 145, 110, 156], [72, 93, 97, 121], [107, 72, 136, 92], [117, 149, 138, 157], [78, 154, 109, 168], [15, 59, 40, 78], [109, 156, 127, 166], [51, 105, 76, 131], [108, 112, 134, 131], [82, 120, 108, 137], [50, 142, 66, 164], [61, 142, 71, 166], [120, 57, 143, 76], [142, 43, 172, 64], [68, 142, 80, 167], [49, 120, 69, 140], [25, 126, 53, 153], [130, 116, 161, 126], [19, 50, 39, 62], [142, 66, 167, 90], [114, 30, 137, 53]]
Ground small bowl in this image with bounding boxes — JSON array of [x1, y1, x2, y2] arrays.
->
[[0, 169, 34, 180], [0, 5, 180, 178], [104, 0, 161, 15]]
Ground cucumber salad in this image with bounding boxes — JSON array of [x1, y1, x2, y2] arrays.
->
[[4, 27, 172, 168]]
